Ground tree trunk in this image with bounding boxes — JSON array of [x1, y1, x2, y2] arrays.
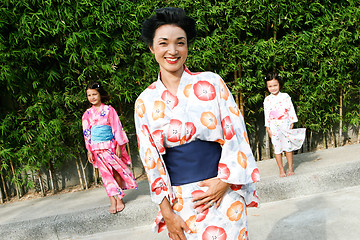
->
[[0, 174, 4, 203], [48, 161, 56, 194], [339, 86, 343, 146], [358, 123, 360, 144], [93, 166, 98, 186], [0, 173, 9, 202], [309, 130, 313, 151], [126, 142, 135, 178], [75, 156, 84, 189], [79, 155, 89, 189], [255, 123, 260, 161], [9, 160, 20, 199], [38, 170, 45, 197]]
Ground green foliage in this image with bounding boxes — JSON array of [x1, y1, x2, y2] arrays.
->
[[0, 0, 359, 193]]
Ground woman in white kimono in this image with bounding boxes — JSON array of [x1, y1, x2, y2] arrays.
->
[[264, 72, 306, 177], [135, 7, 259, 240]]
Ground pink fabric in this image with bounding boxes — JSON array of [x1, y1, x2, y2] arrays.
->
[[93, 149, 137, 197], [82, 104, 137, 196]]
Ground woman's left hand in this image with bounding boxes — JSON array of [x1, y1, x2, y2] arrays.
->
[[115, 145, 121, 158], [192, 178, 230, 212]]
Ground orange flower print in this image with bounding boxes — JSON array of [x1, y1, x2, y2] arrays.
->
[[215, 138, 225, 145], [147, 82, 156, 89], [244, 132, 249, 145], [156, 158, 166, 175], [167, 119, 182, 142], [251, 168, 260, 182], [238, 228, 248, 240], [202, 226, 227, 240], [152, 101, 165, 120], [222, 116, 235, 140], [144, 148, 156, 170], [152, 130, 165, 153], [151, 177, 167, 195], [200, 112, 217, 130], [191, 189, 205, 198], [220, 78, 229, 100], [185, 122, 196, 141], [172, 197, 184, 212], [226, 201, 244, 221], [218, 163, 230, 180], [229, 105, 240, 116], [135, 98, 146, 118], [193, 81, 216, 101], [183, 84, 192, 98], [237, 151, 247, 169], [161, 90, 179, 109], [174, 186, 182, 198], [185, 215, 197, 233]]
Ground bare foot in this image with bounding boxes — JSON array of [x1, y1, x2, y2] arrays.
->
[[116, 197, 125, 213], [279, 171, 287, 178], [287, 170, 295, 176], [109, 197, 117, 214]]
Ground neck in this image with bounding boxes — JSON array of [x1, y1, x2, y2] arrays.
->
[[160, 67, 184, 95]]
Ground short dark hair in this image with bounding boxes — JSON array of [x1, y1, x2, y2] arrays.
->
[[264, 72, 283, 88], [141, 7, 196, 46], [85, 82, 110, 102]]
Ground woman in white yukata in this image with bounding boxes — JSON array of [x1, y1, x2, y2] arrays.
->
[[135, 8, 259, 240], [264, 72, 306, 177]]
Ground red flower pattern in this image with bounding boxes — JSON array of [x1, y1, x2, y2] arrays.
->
[[161, 90, 179, 109], [251, 168, 260, 182], [222, 116, 235, 140], [152, 130, 165, 153], [185, 122, 196, 141], [218, 163, 230, 180], [151, 177, 167, 195], [202, 226, 227, 240], [193, 81, 216, 101], [167, 119, 182, 142]]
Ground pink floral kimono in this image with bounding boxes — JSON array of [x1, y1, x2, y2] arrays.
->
[[82, 104, 137, 198], [135, 66, 259, 240]]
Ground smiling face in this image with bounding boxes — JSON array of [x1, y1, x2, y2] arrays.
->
[[149, 24, 188, 77], [266, 79, 280, 95], [86, 89, 102, 107]]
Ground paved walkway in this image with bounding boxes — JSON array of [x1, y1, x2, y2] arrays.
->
[[0, 144, 359, 240]]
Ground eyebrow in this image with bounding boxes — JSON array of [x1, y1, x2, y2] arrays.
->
[[157, 37, 186, 41]]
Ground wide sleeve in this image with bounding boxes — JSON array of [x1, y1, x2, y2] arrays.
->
[[286, 94, 298, 124], [134, 97, 173, 206], [108, 106, 129, 146], [263, 97, 271, 127], [82, 111, 92, 152], [215, 76, 260, 207]]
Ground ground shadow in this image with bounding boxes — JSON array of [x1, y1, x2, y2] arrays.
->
[[265, 195, 328, 240]]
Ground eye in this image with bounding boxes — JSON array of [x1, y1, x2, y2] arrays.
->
[[178, 41, 185, 45]]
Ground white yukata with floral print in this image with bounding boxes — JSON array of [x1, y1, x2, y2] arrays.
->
[[135, 66, 259, 240], [264, 92, 306, 154]]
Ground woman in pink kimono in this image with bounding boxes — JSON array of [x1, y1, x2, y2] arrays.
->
[[135, 8, 259, 240], [264, 72, 306, 177], [82, 82, 137, 213]]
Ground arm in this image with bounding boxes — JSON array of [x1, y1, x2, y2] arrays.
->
[[287, 94, 298, 125], [108, 106, 130, 160], [82, 111, 94, 163]]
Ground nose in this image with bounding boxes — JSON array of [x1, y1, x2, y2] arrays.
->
[[167, 43, 177, 55]]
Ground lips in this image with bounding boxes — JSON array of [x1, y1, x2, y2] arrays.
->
[[165, 57, 180, 64]]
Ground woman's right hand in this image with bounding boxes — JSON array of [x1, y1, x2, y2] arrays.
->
[[160, 198, 190, 240], [87, 151, 94, 164]]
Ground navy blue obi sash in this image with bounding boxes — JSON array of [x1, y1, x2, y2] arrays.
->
[[91, 125, 113, 143], [163, 140, 222, 186]]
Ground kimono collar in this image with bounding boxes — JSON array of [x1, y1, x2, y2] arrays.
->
[[91, 103, 105, 112], [156, 65, 193, 93]]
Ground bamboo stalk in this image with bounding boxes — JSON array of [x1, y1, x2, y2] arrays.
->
[[339, 87, 343, 146], [75, 156, 84, 189], [79, 155, 89, 189], [93, 166, 98, 186], [358, 124, 360, 144], [0, 174, 4, 203], [255, 123, 260, 161], [126, 142, 135, 178], [48, 161, 55, 194], [38, 170, 45, 197], [0, 173, 9, 201], [9, 160, 20, 199], [309, 130, 313, 151]]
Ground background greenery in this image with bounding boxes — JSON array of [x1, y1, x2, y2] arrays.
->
[[0, 0, 359, 200]]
